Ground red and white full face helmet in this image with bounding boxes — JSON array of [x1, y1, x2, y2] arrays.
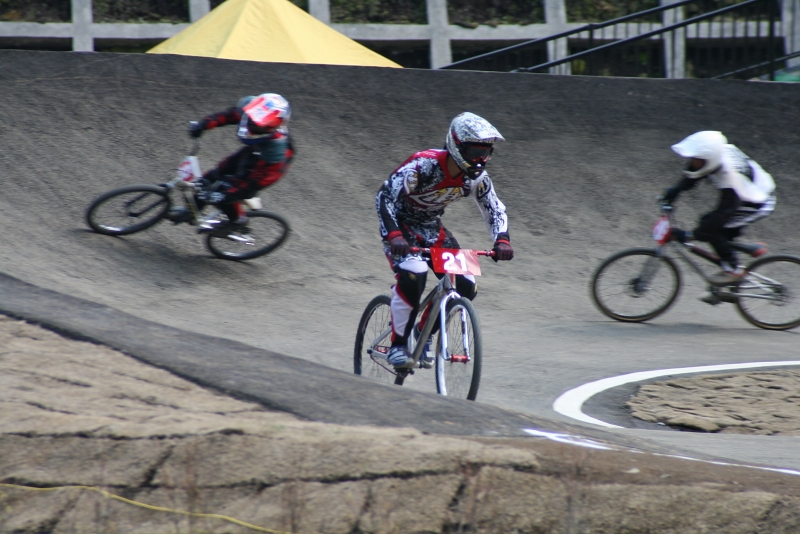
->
[[445, 112, 504, 178], [237, 93, 291, 145]]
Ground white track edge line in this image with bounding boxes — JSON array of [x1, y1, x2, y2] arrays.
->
[[522, 427, 800, 476], [553, 361, 800, 428]]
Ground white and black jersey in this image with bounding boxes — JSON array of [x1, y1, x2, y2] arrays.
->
[[672, 144, 776, 205]]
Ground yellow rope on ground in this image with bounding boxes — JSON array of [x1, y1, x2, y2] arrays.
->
[[0, 483, 291, 534]]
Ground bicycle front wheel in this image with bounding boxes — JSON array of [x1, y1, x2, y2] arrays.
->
[[206, 211, 290, 261], [435, 297, 482, 401], [353, 295, 398, 386], [736, 255, 800, 330], [86, 184, 170, 236], [591, 248, 681, 322]]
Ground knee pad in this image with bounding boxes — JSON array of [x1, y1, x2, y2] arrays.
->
[[396, 269, 427, 307], [456, 275, 478, 300]]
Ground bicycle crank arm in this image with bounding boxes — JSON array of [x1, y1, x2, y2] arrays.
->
[[226, 234, 255, 245]]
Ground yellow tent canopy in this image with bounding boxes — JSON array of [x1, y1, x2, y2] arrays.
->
[[148, 0, 400, 68]]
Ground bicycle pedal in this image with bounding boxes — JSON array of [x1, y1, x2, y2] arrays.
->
[[699, 293, 721, 305]]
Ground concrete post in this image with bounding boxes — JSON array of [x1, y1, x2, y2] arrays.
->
[[427, 0, 451, 68], [71, 0, 93, 51], [544, 0, 569, 74], [783, 0, 800, 68], [189, 0, 211, 22], [308, 0, 330, 24], [661, 0, 685, 78]]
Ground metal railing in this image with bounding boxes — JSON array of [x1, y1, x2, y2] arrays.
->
[[442, 0, 696, 73], [441, 0, 791, 80]]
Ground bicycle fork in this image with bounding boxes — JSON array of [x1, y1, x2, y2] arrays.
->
[[437, 280, 470, 364]]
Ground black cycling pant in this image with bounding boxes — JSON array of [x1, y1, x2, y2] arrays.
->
[[692, 189, 741, 267]]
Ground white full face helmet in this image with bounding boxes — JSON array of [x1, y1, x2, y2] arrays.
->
[[445, 112, 505, 178], [671, 131, 727, 178]]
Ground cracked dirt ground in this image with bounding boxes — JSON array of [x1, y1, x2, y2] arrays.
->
[[2, 315, 800, 533]]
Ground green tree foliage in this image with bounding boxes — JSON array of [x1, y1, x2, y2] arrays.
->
[[331, 0, 426, 23], [566, 0, 752, 23], [448, 0, 544, 27], [93, 0, 189, 22], [0, 0, 69, 22], [0, 0, 762, 26], [566, 0, 658, 23]]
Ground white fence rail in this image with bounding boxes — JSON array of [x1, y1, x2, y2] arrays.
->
[[0, 0, 797, 70]]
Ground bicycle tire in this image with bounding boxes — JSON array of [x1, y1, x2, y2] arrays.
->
[[86, 184, 170, 236], [205, 210, 290, 261], [435, 297, 482, 401], [735, 255, 800, 330], [591, 248, 681, 322], [353, 294, 398, 386]]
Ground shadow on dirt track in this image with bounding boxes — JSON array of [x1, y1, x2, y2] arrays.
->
[[2, 50, 800, 468]]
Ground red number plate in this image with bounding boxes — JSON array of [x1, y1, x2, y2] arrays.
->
[[430, 248, 482, 276], [652, 215, 671, 246]]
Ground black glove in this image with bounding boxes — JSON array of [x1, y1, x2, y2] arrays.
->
[[387, 232, 410, 257], [493, 238, 514, 262], [661, 187, 680, 205], [188, 121, 205, 139]]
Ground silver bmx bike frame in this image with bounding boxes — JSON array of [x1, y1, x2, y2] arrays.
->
[[655, 239, 784, 304], [367, 271, 471, 372]]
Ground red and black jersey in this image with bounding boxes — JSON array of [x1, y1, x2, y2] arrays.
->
[[199, 107, 293, 194]]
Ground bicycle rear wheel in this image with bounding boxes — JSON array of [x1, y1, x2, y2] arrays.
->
[[86, 184, 170, 236], [435, 297, 482, 401], [591, 248, 681, 322], [736, 255, 800, 330], [354, 295, 398, 386], [205, 211, 289, 261]]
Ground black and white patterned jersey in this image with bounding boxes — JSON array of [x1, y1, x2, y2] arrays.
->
[[376, 149, 509, 242]]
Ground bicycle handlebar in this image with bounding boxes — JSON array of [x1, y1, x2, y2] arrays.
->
[[409, 246, 496, 258]]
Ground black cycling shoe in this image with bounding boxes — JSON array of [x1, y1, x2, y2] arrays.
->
[[165, 207, 192, 224]]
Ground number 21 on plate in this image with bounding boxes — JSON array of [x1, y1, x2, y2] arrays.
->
[[431, 248, 481, 276]]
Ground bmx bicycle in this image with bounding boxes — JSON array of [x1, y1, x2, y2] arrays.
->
[[354, 247, 495, 400], [591, 204, 800, 330], [85, 139, 289, 261]]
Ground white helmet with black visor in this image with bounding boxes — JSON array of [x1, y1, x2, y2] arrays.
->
[[445, 112, 504, 178], [671, 131, 727, 179]]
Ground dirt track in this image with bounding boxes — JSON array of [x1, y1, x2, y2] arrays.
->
[[2, 51, 799, 360], [2, 51, 800, 492]]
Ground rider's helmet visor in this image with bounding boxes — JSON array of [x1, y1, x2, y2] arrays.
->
[[247, 118, 277, 136]]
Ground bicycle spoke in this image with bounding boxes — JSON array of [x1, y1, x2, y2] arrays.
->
[[436, 298, 481, 400], [591, 249, 681, 322], [354, 295, 397, 385], [736, 256, 800, 329]]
